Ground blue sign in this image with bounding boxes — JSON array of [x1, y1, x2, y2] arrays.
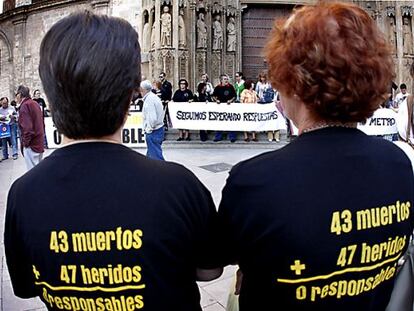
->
[[0, 123, 11, 139]]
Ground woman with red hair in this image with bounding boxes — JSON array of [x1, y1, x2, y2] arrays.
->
[[218, 2, 414, 311]]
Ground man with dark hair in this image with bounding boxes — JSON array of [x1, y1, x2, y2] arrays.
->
[[159, 72, 172, 102], [159, 72, 173, 130], [213, 74, 237, 142], [15, 85, 44, 169], [5, 11, 222, 311], [394, 83, 409, 108]]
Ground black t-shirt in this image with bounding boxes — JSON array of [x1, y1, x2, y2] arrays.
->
[[213, 84, 236, 103], [160, 80, 172, 102], [5, 142, 219, 311], [172, 89, 194, 102], [218, 127, 414, 311]]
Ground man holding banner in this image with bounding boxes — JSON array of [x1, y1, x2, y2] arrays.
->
[[213, 74, 237, 142]]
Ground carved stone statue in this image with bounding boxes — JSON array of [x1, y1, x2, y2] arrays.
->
[[143, 21, 151, 52], [212, 15, 223, 50], [197, 13, 207, 49], [160, 6, 172, 47], [388, 18, 397, 54], [151, 22, 156, 49], [227, 17, 236, 52], [403, 17, 413, 55], [178, 8, 186, 48]]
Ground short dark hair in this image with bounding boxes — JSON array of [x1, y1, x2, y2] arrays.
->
[[400, 83, 407, 90], [39, 11, 141, 139], [197, 82, 206, 94], [17, 85, 30, 98], [244, 80, 253, 90], [178, 79, 188, 88]]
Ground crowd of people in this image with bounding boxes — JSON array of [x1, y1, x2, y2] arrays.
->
[[143, 70, 283, 143], [4, 3, 414, 311], [0, 88, 47, 169]]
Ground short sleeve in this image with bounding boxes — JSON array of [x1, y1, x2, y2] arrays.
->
[[4, 183, 37, 298]]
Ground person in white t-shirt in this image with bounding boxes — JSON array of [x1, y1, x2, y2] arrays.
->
[[394, 83, 410, 109]]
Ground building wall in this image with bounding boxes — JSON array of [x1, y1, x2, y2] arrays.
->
[[0, 0, 413, 99], [0, 0, 143, 99]]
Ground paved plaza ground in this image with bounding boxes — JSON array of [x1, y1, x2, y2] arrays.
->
[[0, 143, 286, 311]]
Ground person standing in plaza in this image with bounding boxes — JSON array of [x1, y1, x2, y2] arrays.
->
[[219, 3, 413, 311], [5, 11, 222, 311], [240, 80, 258, 142], [173, 78, 194, 141], [234, 72, 245, 103], [213, 74, 237, 142], [0, 97, 18, 160], [159, 71, 173, 130], [141, 80, 165, 160], [33, 89, 49, 149], [15, 85, 44, 170], [194, 82, 211, 142]]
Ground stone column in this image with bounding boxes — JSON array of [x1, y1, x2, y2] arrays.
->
[[12, 15, 26, 87]]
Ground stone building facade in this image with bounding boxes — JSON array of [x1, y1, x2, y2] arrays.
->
[[0, 0, 413, 98]]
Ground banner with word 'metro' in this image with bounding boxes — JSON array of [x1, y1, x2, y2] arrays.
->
[[168, 102, 287, 131], [44, 111, 146, 149]]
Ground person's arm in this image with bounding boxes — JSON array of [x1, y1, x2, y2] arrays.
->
[[5, 184, 37, 298], [212, 87, 220, 104], [188, 90, 194, 102], [227, 86, 237, 104], [18, 103, 34, 148]]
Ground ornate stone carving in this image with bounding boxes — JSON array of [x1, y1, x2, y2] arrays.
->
[[179, 51, 189, 79], [401, 6, 413, 17], [150, 22, 156, 50], [403, 17, 413, 55], [386, 6, 395, 17], [162, 50, 174, 78], [178, 0, 187, 8], [212, 15, 223, 50], [196, 0, 205, 12], [196, 51, 207, 79], [212, 2, 222, 14], [196, 12, 207, 49], [227, 17, 236, 52], [161, 0, 172, 5], [388, 17, 397, 54], [160, 6, 172, 47], [178, 8, 186, 48], [225, 54, 235, 77], [211, 51, 221, 85], [142, 11, 151, 53]]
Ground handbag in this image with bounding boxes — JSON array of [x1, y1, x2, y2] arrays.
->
[[385, 235, 414, 311]]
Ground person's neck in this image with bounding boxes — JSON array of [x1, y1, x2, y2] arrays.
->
[[294, 105, 356, 135], [62, 128, 123, 146]]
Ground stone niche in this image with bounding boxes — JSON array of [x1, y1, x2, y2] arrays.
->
[[143, 0, 242, 91]]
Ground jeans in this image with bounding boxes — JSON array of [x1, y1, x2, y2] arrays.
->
[[2, 123, 18, 159], [214, 131, 237, 141], [146, 127, 165, 161]]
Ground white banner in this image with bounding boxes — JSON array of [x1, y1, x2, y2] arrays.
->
[[168, 102, 287, 131], [45, 111, 146, 149], [358, 108, 398, 136]]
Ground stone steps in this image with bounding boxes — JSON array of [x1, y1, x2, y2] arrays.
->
[[162, 129, 291, 149]]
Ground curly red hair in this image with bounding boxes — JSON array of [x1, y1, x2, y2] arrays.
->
[[266, 2, 394, 123]]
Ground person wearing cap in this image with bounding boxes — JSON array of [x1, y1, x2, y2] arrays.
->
[[141, 79, 165, 160]]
